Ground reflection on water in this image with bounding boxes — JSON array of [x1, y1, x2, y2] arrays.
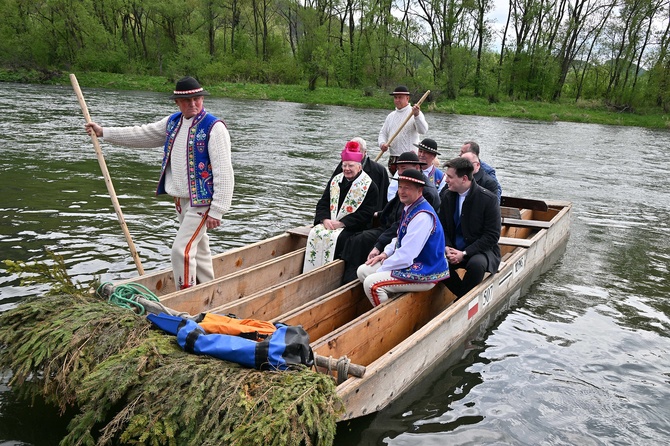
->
[[1, 83, 670, 445]]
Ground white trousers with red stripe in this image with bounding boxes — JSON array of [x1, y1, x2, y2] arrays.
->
[[356, 262, 436, 307], [172, 197, 215, 290]]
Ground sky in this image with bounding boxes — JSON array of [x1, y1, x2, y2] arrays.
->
[[488, 0, 511, 50]]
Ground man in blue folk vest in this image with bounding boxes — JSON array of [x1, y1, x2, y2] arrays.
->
[[356, 169, 449, 307], [85, 76, 234, 289], [415, 138, 446, 193]]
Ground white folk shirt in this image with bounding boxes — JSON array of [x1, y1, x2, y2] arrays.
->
[[378, 105, 428, 156], [379, 211, 433, 273], [424, 166, 446, 193], [103, 115, 233, 221]]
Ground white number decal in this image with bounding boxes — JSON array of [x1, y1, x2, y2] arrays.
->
[[482, 284, 493, 306]]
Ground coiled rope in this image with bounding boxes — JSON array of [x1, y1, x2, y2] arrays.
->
[[97, 282, 160, 315], [324, 355, 352, 384]]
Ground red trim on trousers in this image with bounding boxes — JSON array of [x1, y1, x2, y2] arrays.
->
[[370, 278, 409, 306], [181, 210, 209, 290]]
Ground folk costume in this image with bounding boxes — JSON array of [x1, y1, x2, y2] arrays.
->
[[378, 86, 428, 174], [424, 165, 445, 192], [357, 170, 449, 307], [414, 138, 446, 193], [339, 153, 439, 284], [100, 77, 234, 290], [303, 142, 378, 273]]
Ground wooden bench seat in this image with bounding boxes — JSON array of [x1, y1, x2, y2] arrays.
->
[[502, 218, 552, 229], [498, 237, 533, 248]]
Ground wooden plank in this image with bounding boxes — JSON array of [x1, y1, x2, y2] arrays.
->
[[279, 283, 370, 342], [210, 260, 346, 321], [499, 236, 534, 248], [311, 287, 445, 368], [500, 206, 522, 219], [501, 196, 548, 211], [287, 225, 312, 237], [502, 218, 552, 229], [109, 232, 305, 297], [159, 249, 306, 314]]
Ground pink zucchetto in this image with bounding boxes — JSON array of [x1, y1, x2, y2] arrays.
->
[[341, 140, 364, 163]]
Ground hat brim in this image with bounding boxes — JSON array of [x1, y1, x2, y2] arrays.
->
[[413, 143, 441, 155], [392, 160, 427, 166], [392, 176, 426, 186], [390, 92, 411, 96], [169, 90, 210, 99]]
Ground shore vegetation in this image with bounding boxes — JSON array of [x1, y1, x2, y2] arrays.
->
[[2, 0, 670, 129], [3, 69, 669, 129]]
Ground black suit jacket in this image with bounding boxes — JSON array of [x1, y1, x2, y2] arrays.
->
[[438, 180, 501, 273], [473, 169, 499, 199]]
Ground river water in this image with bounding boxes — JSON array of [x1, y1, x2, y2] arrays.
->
[[0, 82, 669, 445]]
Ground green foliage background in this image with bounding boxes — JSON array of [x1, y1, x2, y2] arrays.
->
[[2, 0, 670, 125]]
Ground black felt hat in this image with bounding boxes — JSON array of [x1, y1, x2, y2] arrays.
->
[[391, 151, 427, 166], [169, 76, 210, 99], [413, 138, 440, 155], [390, 85, 411, 95], [393, 168, 427, 186]]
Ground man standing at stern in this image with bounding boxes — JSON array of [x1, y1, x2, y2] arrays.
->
[[357, 169, 449, 307], [85, 76, 234, 290], [378, 86, 429, 175]]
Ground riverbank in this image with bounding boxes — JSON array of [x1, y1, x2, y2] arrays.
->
[[2, 69, 669, 128]]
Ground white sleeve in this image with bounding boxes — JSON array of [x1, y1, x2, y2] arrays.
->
[[207, 122, 234, 220], [387, 172, 399, 202], [378, 213, 432, 272], [413, 111, 428, 135], [103, 117, 170, 148], [378, 113, 392, 147]]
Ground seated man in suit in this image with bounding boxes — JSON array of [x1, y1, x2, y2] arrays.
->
[[438, 157, 501, 299], [357, 169, 449, 307]]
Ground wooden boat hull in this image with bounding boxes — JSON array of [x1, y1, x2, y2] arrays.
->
[[334, 199, 571, 419], [102, 197, 572, 421]]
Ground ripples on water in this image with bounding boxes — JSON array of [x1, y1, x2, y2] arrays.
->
[[1, 83, 670, 445]]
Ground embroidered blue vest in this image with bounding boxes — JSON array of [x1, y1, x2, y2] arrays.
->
[[427, 167, 445, 189], [391, 197, 449, 283], [157, 109, 223, 207]]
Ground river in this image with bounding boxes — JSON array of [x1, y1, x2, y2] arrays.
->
[[1, 82, 669, 445]]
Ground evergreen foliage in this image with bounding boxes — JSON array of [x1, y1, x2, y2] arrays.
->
[[0, 294, 341, 446], [3, 250, 96, 296]]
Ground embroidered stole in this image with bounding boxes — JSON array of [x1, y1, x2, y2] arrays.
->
[[303, 172, 372, 273]]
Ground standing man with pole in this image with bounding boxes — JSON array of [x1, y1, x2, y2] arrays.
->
[[377, 86, 429, 175], [85, 76, 234, 290]]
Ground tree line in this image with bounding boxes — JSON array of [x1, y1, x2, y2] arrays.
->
[[1, 0, 669, 110]]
